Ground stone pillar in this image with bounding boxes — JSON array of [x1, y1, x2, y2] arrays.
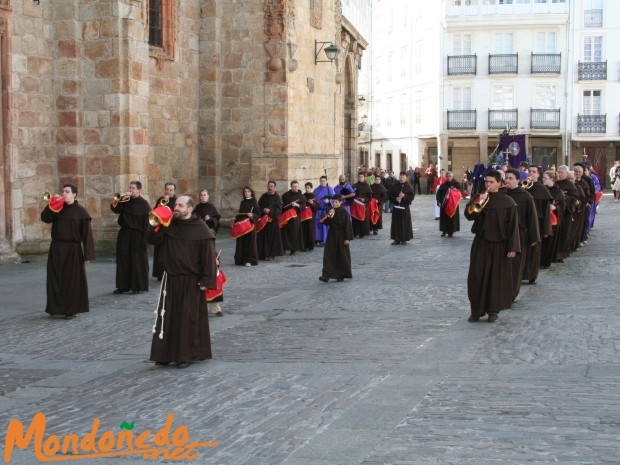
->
[[479, 134, 488, 164]]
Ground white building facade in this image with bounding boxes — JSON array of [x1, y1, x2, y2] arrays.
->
[[366, 0, 620, 185]]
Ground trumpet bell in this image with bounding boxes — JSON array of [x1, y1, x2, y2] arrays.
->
[[158, 197, 170, 207], [472, 196, 489, 213], [43, 192, 51, 201], [521, 177, 534, 189], [113, 192, 130, 202], [148, 212, 161, 227]]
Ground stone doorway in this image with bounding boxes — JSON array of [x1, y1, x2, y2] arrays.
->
[[584, 147, 606, 187]]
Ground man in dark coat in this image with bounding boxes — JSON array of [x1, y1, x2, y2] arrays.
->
[[573, 163, 594, 244], [505, 169, 541, 302], [257, 180, 284, 261], [370, 175, 388, 235], [301, 182, 317, 250], [465, 170, 520, 323], [111, 180, 151, 294], [351, 172, 372, 238], [281, 180, 306, 255], [147, 195, 217, 368], [435, 171, 460, 237], [522, 166, 553, 283], [194, 189, 221, 234], [389, 171, 415, 245], [319, 194, 354, 282], [41, 184, 95, 320], [152, 182, 177, 280], [555, 166, 579, 261]]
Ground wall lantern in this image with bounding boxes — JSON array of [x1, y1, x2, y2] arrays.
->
[[315, 40, 340, 65]]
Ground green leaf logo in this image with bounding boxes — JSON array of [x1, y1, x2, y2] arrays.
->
[[119, 421, 135, 431]]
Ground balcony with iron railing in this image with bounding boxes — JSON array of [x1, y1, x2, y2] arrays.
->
[[578, 61, 607, 81], [584, 9, 603, 27], [488, 109, 517, 130], [489, 54, 518, 74], [447, 55, 477, 76], [531, 53, 561, 74], [577, 114, 606, 134], [530, 109, 560, 130], [447, 110, 477, 130]]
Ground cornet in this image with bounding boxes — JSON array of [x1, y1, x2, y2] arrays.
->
[[158, 197, 170, 207], [113, 192, 131, 203], [148, 212, 161, 227], [42, 192, 60, 201], [472, 194, 489, 213], [521, 177, 534, 189]]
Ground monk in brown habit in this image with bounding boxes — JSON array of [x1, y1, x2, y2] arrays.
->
[[370, 175, 388, 235], [152, 182, 177, 280], [555, 166, 579, 262], [351, 172, 372, 238], [111, 180, 151, 294], [505, 169, 540, 302], [281, 180, 307, 255], [147, 195, 217, 368], [301, 182, 317, 250], [389, 171, 415, 245], [522, 166, 552, 283], [319, 194, 354, 282], [41, 184, 95, 320], [465, 170, 520, 323], [435, 171, 461, 238], [194, 189, 221, 234], [257, 180, 284, 261]]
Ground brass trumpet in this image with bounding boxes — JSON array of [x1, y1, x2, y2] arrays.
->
[[158, 197, 170, 207], [472, 194, 489, 213], [113, 192, 131, 203], [521, 177, 534, 189], [42, 192, 59, 201], [148, 212, 161, 227]]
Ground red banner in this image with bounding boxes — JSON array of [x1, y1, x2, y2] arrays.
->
[[369, 198, 380, 225], [350, 199, 366, 221], [205, 270, 227, 302], [595, 191, 603, 205], [443, 188, 462, 218], [550, 210, 558, 226]]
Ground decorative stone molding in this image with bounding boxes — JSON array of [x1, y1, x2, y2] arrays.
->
[[264, 0, 287, 83], [265, 0, 286, 41], [0, 0, 11, 10], [0, 17, 6, 34], [310, 0, 322, 29]]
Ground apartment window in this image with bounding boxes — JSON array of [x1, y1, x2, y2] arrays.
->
[[535, 85, 556, 108], [584, 36, 602, 62], [516, 0, 531, 3], [482, 0, 496, 5], [376, 57, 382, 85], [583, 90, 601, 115], [453, 34, 472, 55], [453, 86, 472, 110], [401, 47, 407, 78], [493, 33, 514, 54], [499, 0, 513, 4], [415, 42, 422, 74], [451, 0, 475, 5], [493, 86, 514, 109], [148, 0, 175, 61], [387, 53, 393, 82], [584, 0, 603, 27], [387, 97, 393, 127], [535, 32, 557, 53], [400, 95, 407, 126], [375, 100, 381, 127]]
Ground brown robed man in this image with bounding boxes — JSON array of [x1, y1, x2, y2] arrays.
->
[[465, 170, 520, 323], [319, 194, 354, 282]]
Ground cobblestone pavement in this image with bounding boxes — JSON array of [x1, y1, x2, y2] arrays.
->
[[1, 194, 619, 465]]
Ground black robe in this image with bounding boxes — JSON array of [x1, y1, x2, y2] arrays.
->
[[194, 202, 221, 234], [389, 181, 415, 242], [574, 178, 591, 244], [111, 196, 151, 292], [234, 198, 259, 266], [506, 188, 541, 298], [542, 184, 566, 267], [555, 179, 578, 260], [302, 192, 317, 250], [351, 181, 372, 238], [321, 206, 354, 279], [465, 190, 520, 317], [257, 191, 284, 260], [147, 215, 216, 364], [41, 201, 95, 317], [522, 182, 552, 282], [436, 179, 461, 235], [370, 183, 388, 230], [152, 195, 177, 279], [280, 190, 306, 253]]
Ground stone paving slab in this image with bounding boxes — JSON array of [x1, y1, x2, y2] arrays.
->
[[0, 194, 619, 465]]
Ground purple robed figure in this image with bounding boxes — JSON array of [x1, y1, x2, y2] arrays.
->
[[314, 185, 335, 245], [334, 182, 354, 215], [588, 172, 601, 232]]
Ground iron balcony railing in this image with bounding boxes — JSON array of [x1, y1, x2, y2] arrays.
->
[[578, 61, 607, 81], [584, 9, 603, 27], [530, 109, 560, 130], [447, 55, 477, 76], [488, 109, 517, 130], [447, 110, 477, 130], [531, 53, 561, 74], [489, 53, 518, 74], [577, 114, 606, 134]]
